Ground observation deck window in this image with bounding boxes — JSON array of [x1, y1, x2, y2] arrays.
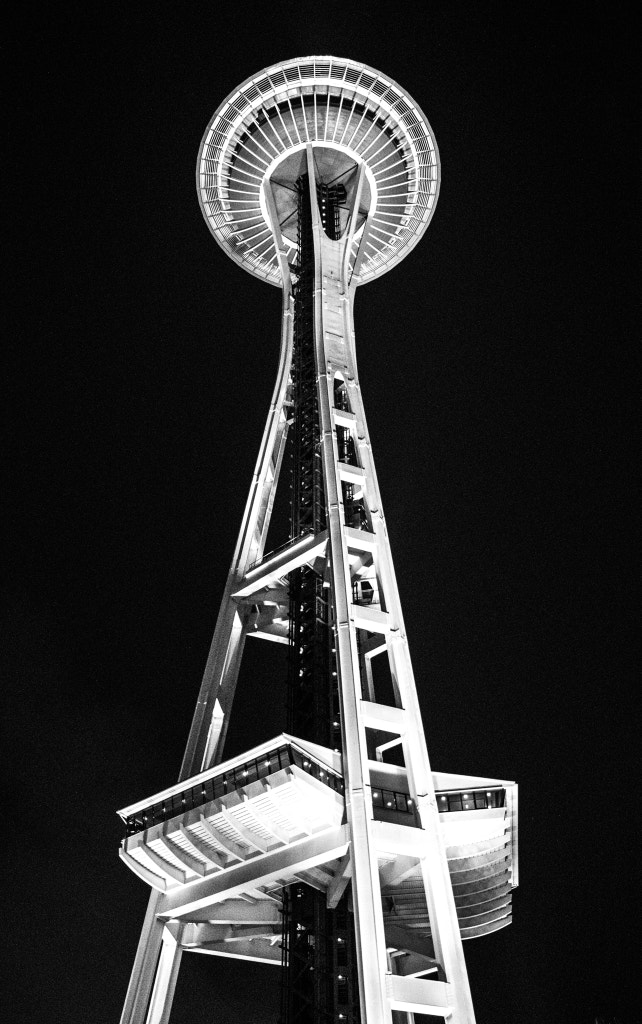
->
[[371, 788, 415, 815], [436, 788, 505, 813]]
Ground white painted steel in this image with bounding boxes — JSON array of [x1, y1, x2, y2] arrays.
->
[[179, 281, 294, 778], [120, 58, 493, 1024], [119, 892, 165, 1024], [145, 923, 183, 1024], [157, 825, 351, 920], [120, 271, 295, 1022], [118, 732, 342, 820], [300, 147, 474, 1023]]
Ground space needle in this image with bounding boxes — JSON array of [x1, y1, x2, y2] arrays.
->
[[117, 56, 518, 1024]]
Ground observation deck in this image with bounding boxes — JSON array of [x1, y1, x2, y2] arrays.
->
[[119, 737, 517, 965], [197, 56, 440, 286]]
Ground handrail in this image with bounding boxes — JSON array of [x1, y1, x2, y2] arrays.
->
[[123, 742, 344, 837], [246, 531, 315, 574]]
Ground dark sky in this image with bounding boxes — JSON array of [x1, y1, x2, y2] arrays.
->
[[5, 5, 636, 1023]]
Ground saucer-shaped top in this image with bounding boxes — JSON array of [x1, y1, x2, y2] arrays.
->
[[197, 56, 440, 286]]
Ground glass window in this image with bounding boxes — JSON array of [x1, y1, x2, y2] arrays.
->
[[240, 761, 258, 784], [395, 792, 408, 812]]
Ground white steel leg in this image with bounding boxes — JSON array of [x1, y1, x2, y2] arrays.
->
[[145, 922, 183, 1024], [179, 286, 294, 777], [120, 891, 164, 1024]]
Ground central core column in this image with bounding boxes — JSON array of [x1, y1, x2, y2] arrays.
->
[[280, 172, 361, 1024]]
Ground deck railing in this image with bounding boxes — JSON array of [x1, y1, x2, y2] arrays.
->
[[123, 743, 343, 837]]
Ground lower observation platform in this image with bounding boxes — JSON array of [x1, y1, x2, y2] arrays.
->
[[119, 736, 518, 967]]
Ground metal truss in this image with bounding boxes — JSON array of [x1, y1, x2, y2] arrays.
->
[[119, 61, 518, 1023]]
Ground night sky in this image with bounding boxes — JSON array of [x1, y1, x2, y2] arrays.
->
[[6, 5, 636, 1023]]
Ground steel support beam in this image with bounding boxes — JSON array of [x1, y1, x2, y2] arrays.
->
[[157, 825, 350, 920], [145, 922, 183, 1024]]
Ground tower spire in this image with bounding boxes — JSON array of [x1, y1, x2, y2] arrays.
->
[[117, 57, 518, 1024]]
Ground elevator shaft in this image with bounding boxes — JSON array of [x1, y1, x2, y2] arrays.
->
[[280, 175, 360, 1024]]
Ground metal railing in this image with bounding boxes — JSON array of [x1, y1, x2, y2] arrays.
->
[[123, 743, 344, 837]]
